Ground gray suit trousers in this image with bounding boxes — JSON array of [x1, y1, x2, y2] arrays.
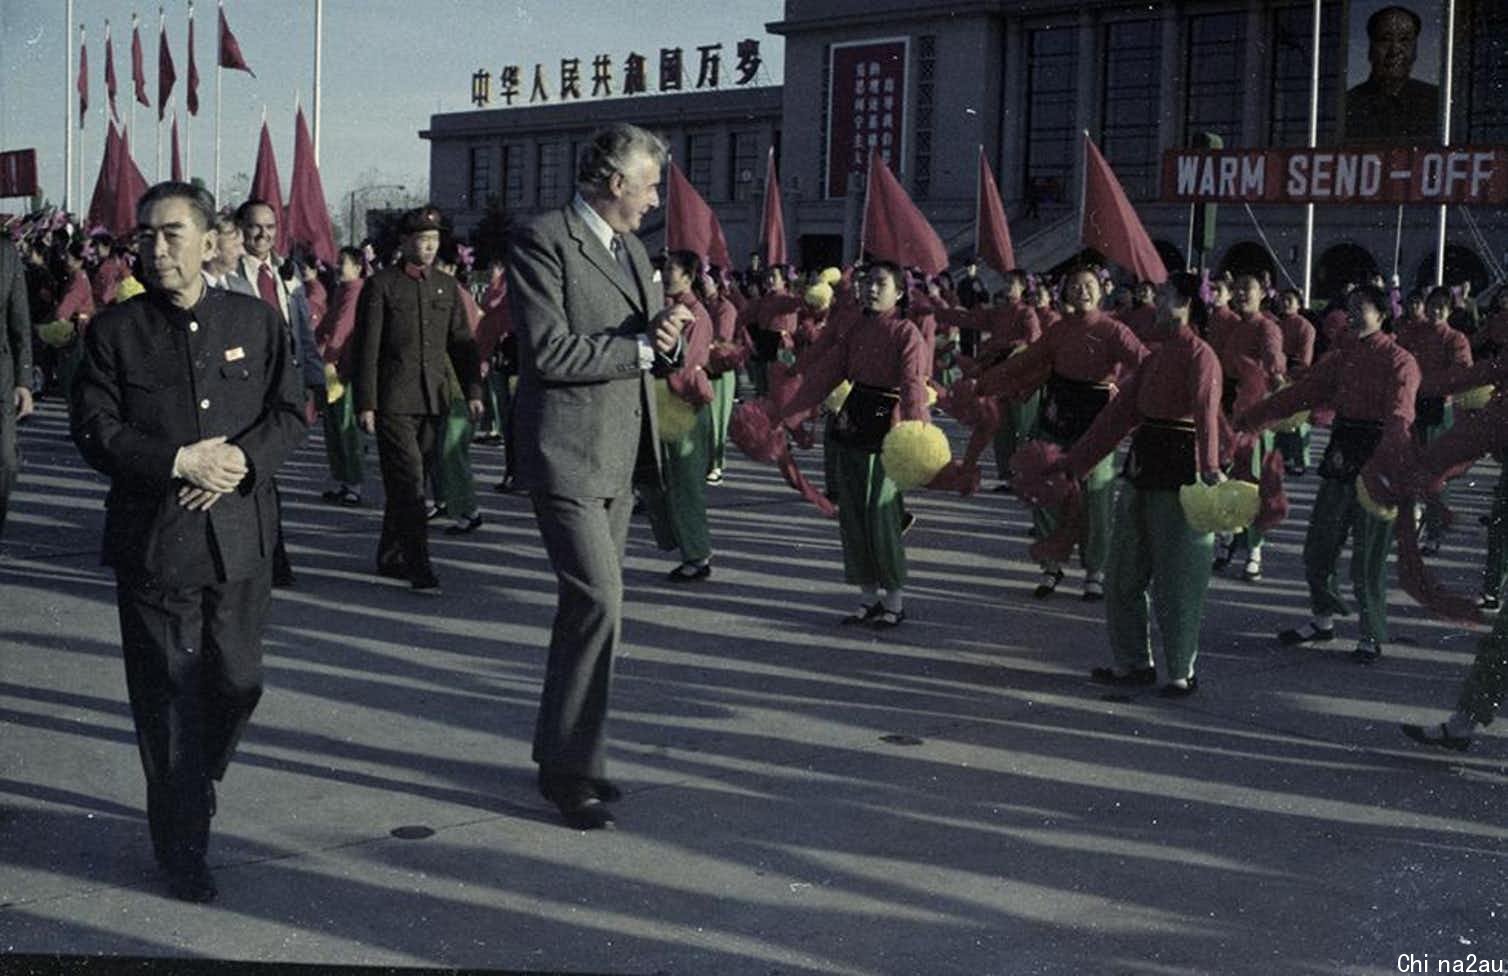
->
[[529, 490, 633, 779]]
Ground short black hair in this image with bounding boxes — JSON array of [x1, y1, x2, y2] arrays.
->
[[665, 249, 701, 281], [1349, 283, 1390, 316], [235, 198, 277, 227], [1367, 5, 1422, 40], [136, 181, 217, 231]]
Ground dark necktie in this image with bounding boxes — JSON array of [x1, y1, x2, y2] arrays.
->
[[256, 262, 282, 317], [610, 235, 634, 279]]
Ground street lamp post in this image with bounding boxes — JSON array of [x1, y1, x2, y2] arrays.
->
[[347, 183, 406, 246]]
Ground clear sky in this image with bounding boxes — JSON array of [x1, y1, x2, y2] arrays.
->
[[0, 0, 785, 225]]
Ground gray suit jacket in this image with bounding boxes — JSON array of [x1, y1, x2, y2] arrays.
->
[[507, 204, 665, 498], [1, 244, 32, 393]]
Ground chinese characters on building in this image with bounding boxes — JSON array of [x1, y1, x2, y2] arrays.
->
[[826, 40, 907, 198], [470, 39, 764, 108]]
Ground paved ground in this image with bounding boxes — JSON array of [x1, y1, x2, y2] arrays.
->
[[0, 399, 1504, 976]]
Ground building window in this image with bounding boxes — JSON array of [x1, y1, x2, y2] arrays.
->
[[914, 35, 936, 198], [729, 130, 760, 202], [1099, 20, 1161, 198], [502, 144, 525, 209], [537, 142, 565, 206], [686, 131, 715, 199], [1467, 1, 1508, 143], [469, 145, 496, 207], [1269, 3, 1342, 146], [1024, 27, 1079, 205], [1185, 13, 1246, 146]]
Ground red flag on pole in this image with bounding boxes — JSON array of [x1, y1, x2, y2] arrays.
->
[[186, 10, 200, 115], [77, 33, 89, 126], [250, 120, 285, 218], [861, 150, 948, 275], [130, 20, 150, 108], [104, 24, 119, 121], [170, 115, 183, 182], [110, 127, 152, 237], [285, 108, 337, 266], [975, 147, 1016, 274], [1081, 134, 1167, 284], [88, 122, 122, 231], [665, 160, 731, 270], [218, 7, 255, 76], [758, 147, 786, 267], [158, 23, 176, 121]]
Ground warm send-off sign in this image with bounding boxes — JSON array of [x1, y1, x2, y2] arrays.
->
[[1160, 146, 1508, 205]]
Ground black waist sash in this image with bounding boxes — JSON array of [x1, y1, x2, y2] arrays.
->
[[832, 382, 900, 453], [1123, 419, 1197, 491], [751, 327, 783, 362], [1039, 371, 1113, 442], [1415, 395, 1446, 428], [1319, 417, 1384, 481]]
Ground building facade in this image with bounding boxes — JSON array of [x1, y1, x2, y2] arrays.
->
[[427, 0, 1507, 298]]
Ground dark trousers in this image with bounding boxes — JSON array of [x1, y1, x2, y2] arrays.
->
[[375, 412, 441, 576], [529, 491, 633, 779], [0, 390, 16, 539], [116, 570, 271, 871]]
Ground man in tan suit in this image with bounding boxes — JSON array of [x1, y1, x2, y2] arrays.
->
[[508, 124, 689, 830]]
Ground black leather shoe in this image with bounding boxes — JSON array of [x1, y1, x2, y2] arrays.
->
[[590, 778, 623, 803], [409, 570, 442, 593], [540, 776, 616, 830], [165, 861, 218, 903], [1400, 722, 1472, 752], [841, 602, 885, 626], [1278, 624, 1334, 645], [1033, 569, 1064, 599], [667, 561, 712, 583], [1158, 676, 1199, 698], [1090, 666, 1157, 687], [444, 514, 484, 535]]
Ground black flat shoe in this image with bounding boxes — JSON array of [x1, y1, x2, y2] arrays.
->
[[540, 777, 616, 831], [869, 608, 906, 629], [165, 862, 218, 903], [590, 778, 623, 803], [1033, 569, 1064, 599], [444, 514, 484, 535], [1350, 642, 1382, 664], [1278, 624, 1334, 645], [841, 602, 885, 626], [667, 561, 712, 583], [1158, 676, 1199, 698], [1400, 722, 1472, 753], [1090, 666, 1157, 687], [409, 571, 442, 593]]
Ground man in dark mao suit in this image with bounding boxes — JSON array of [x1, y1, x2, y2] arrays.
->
[[70, 182, 307, 901], [508, 123, 689, 830]]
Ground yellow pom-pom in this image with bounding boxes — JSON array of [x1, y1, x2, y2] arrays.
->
[[326, 372, 345, 404], [1273, 409, 1310, 433], [115, 276, 144, 302], [1211, 480, 1260, 531], [1355, 476, 1398, 522], [655, 379, 698, 442], [925, 385, 938, 408], [880, 420, 951, 490], [1178, 481, 1223, 534], [820, 267, 842, 286], [36, 320, 75, 348], [825, 380, 852, 413], [804, 282, 833, 311], [1456, 385, 1494, 411]]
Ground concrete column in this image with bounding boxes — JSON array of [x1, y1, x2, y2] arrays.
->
[[999, 17, 1025, 203], [1241, 0, 1266, 147], [1071, 9, 1100, 207], [1157, 1, 1182, 154]]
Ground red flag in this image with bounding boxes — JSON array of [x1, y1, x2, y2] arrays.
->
[[87, 122, 122, 232], [862, 150, 947, 275], [665, 160, 731, 270], [170, 116, 183, 182], [186, 11, 200, 115], [104, 25, 118, 121], [77, 33, 88, 125], [975, 148, 1016, 274], [1081, 134, 1167, 284], [758, 147, 786, 267], [285, 108, 338, 266], [250, 120, 285, 220], [130, 21, 149, 107], [157, 23, 176, 121], [110, 127, 151, 238], [218, 7, 255, 76]]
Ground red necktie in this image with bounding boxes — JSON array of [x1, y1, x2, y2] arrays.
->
[[257, 263, 282, 317]]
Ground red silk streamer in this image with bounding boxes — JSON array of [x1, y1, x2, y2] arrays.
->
[[1395, 503, 1481, 624], [1010, 440, 1083, 565], [728, 400, 835, 517], [1253, 442, 1289, 533]]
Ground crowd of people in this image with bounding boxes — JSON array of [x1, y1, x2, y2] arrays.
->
[[1, 122, 1506, 902]]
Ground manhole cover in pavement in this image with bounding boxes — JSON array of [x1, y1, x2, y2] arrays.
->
[[879, 734, 925, 746], [390, 825, 436, 840]]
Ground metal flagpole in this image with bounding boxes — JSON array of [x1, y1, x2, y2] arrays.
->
[[77, 23, 86, 213], [1392, 204, 1405, 280], [313, 0, 323, 165], [1300, 0, 1320, 307], [129, 13, 138, 148], [65, 0, 75, 212], [213, 3, 222, 202], [974, 144, 983, 258], [156, 6, 165, 182], [185, 2, 193, 181], [1435, 0, 1457, 286]]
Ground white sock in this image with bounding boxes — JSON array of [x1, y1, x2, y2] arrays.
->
[[882, 588, 904, 613], [1313, 614, 1333, 631]]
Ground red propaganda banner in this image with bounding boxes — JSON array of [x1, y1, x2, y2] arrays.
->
[[0, 149, 38, 198], [825, 38, 906, 199], [1161, 146, 1508, 205]]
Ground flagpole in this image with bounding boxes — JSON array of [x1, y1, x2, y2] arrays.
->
[[66, 0, 75, 211], [974, 144, 984, 259], [1300, 0, 1320, 306], [129, 13, 138, 146], [156, 7, 166, 181], [1079, 131, 1090, 254], [214, 59, 222, 202], [1434, 0, 1457, 287], [185, 1, 193, 181], [313, 0, 323, 166], [77, 23, 86, 213], [857, 150, 872, 262]]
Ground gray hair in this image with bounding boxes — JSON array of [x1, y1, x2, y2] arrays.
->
[[136, 181, 218, 231], [576, 123, 668, 194]]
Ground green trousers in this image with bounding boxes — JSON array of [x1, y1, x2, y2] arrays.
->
[[1303, 475, 1394, 643], [323, 385, 365, 486], [433, 398, 477, 516], [643, 406, 713, 563], [1483, 460, 1508, 598], [1275, 424, 1311, 469], [834, 443, 906, 590], [1103, 484, 1215, 681], [707, 371, 735, 472], [1458, 604, 1508, 725], [1414, 404, 1454, 537], [480, 369, 508, 439], [993, 391, 1041, 480], [1031, 432, 1117, 573]]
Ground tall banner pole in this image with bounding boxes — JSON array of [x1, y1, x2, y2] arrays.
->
[[77, 23, 86, 213], [1434, 0, 1457, 287], [974, 144, 983, 258], [213, 66, 222, 201], [65, 0, 76, 211], [1300, 0, 1321, 307], [185, 1, 193, 181], [313, 0, 323, 165], [155, 7, 165, 182], [129, 13, 138, 149]]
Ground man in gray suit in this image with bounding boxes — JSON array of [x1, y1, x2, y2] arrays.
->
[[508, 123, 690, 830], [0, 238, 33, 544]]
